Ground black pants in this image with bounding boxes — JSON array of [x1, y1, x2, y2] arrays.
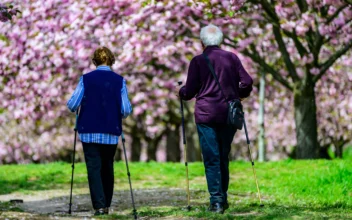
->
[[82, 142, 117, 209], [196, 123, 236, 204]]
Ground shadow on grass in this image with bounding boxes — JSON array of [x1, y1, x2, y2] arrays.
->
[[110, 203, 352, 220]]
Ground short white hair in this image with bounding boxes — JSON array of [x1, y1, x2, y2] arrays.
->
[[200, 24, 223, 46]]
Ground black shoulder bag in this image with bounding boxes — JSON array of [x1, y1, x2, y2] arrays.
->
[[202, 53, 244, 130]]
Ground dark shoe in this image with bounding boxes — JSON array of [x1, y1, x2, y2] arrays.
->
[[94, 208, 105, 216], [224, 201, 229, 210], [104, 207, 109, 214], [208, 203, 224, 214]]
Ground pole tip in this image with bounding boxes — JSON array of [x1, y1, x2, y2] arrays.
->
[[178, 81, 182, 86], [133, 210, 138, 219]]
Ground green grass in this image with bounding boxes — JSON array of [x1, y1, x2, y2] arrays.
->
[[344, 145, 352, 159], [1, 160, 352, 219]]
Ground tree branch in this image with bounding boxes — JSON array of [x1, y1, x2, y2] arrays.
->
[[222, 39, 293, 90], [311, 18, 324, 67], [272, 26, 300, 81], [259, 0, 279, 23], [296, 0, 308, 12], [258, 0, 300, 81], [326, 4, 349, 24], [242, 47, 294, 91], [259, 1, 309, 58], [282, 29, 309, 57], [313, 41, 352, 82], [324, 18, 352, 44]]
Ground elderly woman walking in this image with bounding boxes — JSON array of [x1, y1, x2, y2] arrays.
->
[[67, 47, 132, 216]]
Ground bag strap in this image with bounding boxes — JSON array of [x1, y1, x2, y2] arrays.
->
[[202, 53, 228, 101]]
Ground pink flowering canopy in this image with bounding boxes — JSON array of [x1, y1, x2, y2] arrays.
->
[[0, 0, 351, 163]]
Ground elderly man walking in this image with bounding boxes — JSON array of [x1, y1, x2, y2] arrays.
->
[[178, 24, 253, 214]]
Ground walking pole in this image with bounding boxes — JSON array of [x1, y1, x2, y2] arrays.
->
[[68, 108, 79, 214], [178, 81, 191, 211], [243, 115, 264, 207], [121, 132, 138, 219]]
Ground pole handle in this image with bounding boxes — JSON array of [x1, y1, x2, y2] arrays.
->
[[121, 131, 126, 142], [74, 108, 79, 130], [178, 81, 186, 145], [243, 116, 250, 145]]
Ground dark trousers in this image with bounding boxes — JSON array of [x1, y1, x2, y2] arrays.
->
[[196, 123, 236, 204], [82, 142, 117, 209]]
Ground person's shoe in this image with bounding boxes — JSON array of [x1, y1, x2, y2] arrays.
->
[[224, 201, 229, 210], [208, 203, 224, 214], [94, 208, 105, 216], [104, 207, 109, 214]]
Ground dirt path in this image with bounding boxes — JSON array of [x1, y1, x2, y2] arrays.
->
[[0, 188, 261, 219], [0, 188, 201, 219]]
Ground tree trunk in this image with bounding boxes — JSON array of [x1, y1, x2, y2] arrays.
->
[[334, 139, 347, 159], [114, 147, 122, 161], [293, 78, 319, 159], [335, 144, 343, 158], [258, 70, 266, 162], [166, 126, 181, 162], [186, 122, 202, 162], [319, 144, 331, 159], [131, 137, 142, 161], [184, 107, 202, 162], [146, 135, 163, 162], [147, 141, 158, 162]]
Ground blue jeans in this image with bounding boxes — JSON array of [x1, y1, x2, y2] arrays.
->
[[196, 123, 236, 204], [82, 142, 117, 209]]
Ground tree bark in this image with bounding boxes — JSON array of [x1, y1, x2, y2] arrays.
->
[[166, 125, 181, 162], [293, 77, 319, 159], [131, 136, 142, 161], [146, 135, 163, 162]]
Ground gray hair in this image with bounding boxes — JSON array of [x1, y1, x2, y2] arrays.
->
[[200, 24, 223, 46]]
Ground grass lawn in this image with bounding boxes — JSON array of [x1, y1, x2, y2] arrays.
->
[[0, 159, 352, 219]]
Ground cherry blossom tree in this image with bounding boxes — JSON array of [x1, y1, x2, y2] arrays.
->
[[219, 0, 352, 158], [316, 54, 352, 158], [0, 0, 350, 163], [0, 0, 140, 163]]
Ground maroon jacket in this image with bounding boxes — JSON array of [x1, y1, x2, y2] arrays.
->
[[179, 46, 253, 124]]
